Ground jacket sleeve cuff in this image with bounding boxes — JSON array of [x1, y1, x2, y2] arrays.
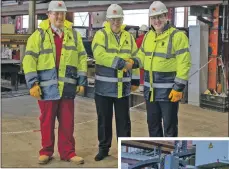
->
[[173, 77, 187, 92], [24, 72, 38, 89], [111, 57, 126, 70], [132, 58, 142, 69], [78, 75, 88, 87], [173, 83, 185, 92]]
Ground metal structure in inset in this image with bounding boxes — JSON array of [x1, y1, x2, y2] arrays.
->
[[121, 140, 229, 169]]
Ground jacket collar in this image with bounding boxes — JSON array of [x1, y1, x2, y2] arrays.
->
[[150, 22, 173, 34], [103, 21, 126, 33], [39, 19, 73, 31], [51, 24, 63, 33]]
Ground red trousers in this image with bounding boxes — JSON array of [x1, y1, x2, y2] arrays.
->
[[38, 99, 76, 160]]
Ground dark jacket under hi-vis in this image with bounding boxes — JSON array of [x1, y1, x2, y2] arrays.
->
[[91, 21, 140, 98]]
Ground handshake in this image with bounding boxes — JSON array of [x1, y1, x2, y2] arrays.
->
[[123, 58, 134, 72]]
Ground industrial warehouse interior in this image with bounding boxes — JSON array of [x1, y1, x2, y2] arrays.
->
[[1, 0, 229, 168]]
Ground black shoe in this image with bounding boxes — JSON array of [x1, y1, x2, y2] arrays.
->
[[94, 151, 108, 161]]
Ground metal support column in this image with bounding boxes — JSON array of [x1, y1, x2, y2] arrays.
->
[[168, 7, 175, 25], [222, 4, 229, 94], [208, 6, 219, 90], [66, 12, 74, 22], [174, 141, 179, 153], [126, 146, 129, 153], [158, 146, 161, 169], [19, 45, 25, 71], [28, 0, 36, 34], [181, 141, 187, 152], [88, 12, 93, 39], [184, 7, 189, 28]]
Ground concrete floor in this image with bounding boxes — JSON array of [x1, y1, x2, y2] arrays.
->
[[1, 95, 228, 168]]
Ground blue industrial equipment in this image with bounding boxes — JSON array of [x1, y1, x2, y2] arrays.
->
[[122, 141, 229, 169], [164, 155, 179, 169]]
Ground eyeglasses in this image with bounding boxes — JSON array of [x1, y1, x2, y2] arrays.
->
[[50, 12, 66, 17], [109, 18, 123, 23], [150, 14, 166, 21]]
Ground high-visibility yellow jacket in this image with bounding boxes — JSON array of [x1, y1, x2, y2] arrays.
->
[[132, 24, 191, 101], [22, 19, 88, 100], [92, 21, 140, 98]]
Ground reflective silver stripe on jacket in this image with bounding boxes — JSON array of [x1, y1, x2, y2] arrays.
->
[[25, 51, 39, 58], [174, 77, 187, 85], [78, 51, 87, 56], [59, 77, 77, 84], [167, 30, 180, 56], [100, 29, 131, 54], [40, 49, 53, 55], [175, 48, 189, 55], [101, 29, 108, 49], [132, 75, 140, 80], [105, 48, 131, 54], [37, 28, 45, 51], [92, 43, 105, 52], [135, 57, 143, 68], [63, 45, 77, 51], [144, 81, 174, 88], [132, 49, 138, 56], [95, 75, 131, 83], [78, 71, 87, 76], [72, 29, 78, 48], [111, 56, 120, 69], [143, 30, 189, 59], [25, 72, 38, 80], [40, 76, 78, 87], [40, 79, 58, 87], [153, 52, 175, 58], [37, 29, 54, 56]]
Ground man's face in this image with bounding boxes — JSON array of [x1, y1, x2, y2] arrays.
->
[[108, 17, 123, 33], [150, 13, 168, 32], [48, 11, 66, 28]]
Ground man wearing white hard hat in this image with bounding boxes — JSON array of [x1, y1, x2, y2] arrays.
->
[[92, 4, 140, 161], [23, 1, 87, 164], [129, 1, 191, 137], [136, 24, 149, 48]]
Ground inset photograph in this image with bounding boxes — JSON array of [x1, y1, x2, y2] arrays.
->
[[120, 139, 229, 169]]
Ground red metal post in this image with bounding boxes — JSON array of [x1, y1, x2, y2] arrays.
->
[[208, 6, 219, 90]]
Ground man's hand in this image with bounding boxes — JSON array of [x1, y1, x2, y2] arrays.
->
[[123, 58, 134, 72], [29, 83, 42, 99], [168, 89, 183, 102], [131, 85, 139, 92], [76, 86, 84, 96]]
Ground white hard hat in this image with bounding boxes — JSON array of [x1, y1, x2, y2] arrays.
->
[[106, 4, 124, 19], [128, 28, 135, 33], [148, 1, 168, 17], [102, 21, 107, 27], [48, 1, 67, 12], [139, 24, 149, 31]]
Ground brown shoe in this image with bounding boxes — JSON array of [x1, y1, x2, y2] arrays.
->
[[69, 156, 84, 164], [38, 155, 51, 164]]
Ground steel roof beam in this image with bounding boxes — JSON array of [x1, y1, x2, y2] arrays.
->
[[121, 141, 174, 154], [2, 1, 223, 16]]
